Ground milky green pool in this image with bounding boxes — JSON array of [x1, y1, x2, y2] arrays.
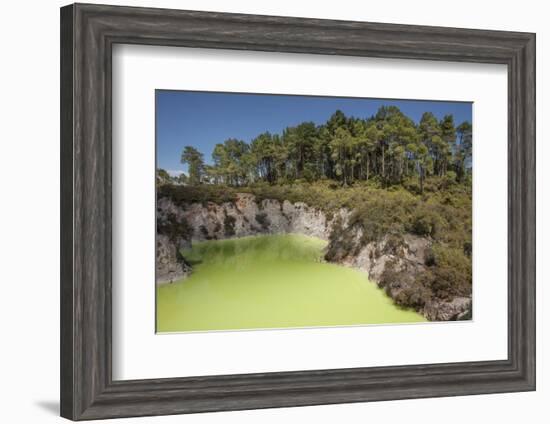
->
[[156, 234, 425, 333]]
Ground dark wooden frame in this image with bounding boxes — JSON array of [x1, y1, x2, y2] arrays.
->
[[60, 3, 536, 421]]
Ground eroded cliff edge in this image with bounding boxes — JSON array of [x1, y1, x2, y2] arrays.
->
[[157, 192, 471, 321]]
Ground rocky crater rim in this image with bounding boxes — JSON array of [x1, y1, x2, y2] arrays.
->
[[156, 192, 472, 321]]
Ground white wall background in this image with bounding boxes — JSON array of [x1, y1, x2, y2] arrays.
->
[[0, 0, 545, 423]]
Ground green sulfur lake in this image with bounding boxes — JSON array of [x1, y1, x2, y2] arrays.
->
[[156, 234, 425, 333]]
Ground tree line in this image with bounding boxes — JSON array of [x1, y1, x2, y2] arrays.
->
[[168, 106, 472, 193]]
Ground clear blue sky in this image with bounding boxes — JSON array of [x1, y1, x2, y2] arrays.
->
[[156, 90, 472, 175]]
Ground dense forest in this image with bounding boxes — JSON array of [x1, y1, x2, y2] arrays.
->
[[157, 106, 472, 193]]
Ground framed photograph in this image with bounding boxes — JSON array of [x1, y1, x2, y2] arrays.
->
[[154, 90, 473, 332], [60, 3, 535, 420]]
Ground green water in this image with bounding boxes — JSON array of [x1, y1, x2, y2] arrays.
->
[[156, 234, 425, 332]]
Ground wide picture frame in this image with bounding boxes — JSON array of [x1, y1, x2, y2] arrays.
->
[[60, 3, 536, 421]]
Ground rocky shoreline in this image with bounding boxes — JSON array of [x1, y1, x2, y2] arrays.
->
[[156, 234, 193, 285], [156, 193, 472, 321]]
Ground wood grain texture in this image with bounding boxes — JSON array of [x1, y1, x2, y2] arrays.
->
[[60, 3, 536, 420], [60, 4, 74, 419]]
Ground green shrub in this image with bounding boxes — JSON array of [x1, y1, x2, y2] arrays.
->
[[410, 206, 446, 237], [444, 171, 458, 186], [418, 243, 472, 300], [411, 214, 433, 236], [158, 184, 237, 206]]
